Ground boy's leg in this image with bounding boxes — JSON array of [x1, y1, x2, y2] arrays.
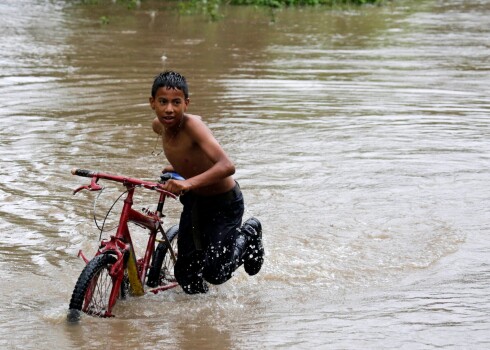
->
[[201, 202, 244, 285], [174, 195, 209, 294], [177, 185, 265, 290], [174, 252, 208, 294], [200, 185, 245, 285], [202, 216, 264, 283], [200, 186, 264, 283]]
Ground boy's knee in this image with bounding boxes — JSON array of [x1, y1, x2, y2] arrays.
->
[[179, 278, 209, 294], [175, 268, 209, 294], [175, 256, 209, 294], [202, 262, 231, 285]]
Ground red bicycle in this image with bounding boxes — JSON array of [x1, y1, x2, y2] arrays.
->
[[67, 168, 183, 321]]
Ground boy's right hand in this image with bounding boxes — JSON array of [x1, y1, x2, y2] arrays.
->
[[160, 179, 191, 196]]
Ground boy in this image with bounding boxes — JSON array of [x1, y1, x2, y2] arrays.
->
[[150, 71, 264, 294]]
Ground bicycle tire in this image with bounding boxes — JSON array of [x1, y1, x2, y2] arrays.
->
[[146, 224, 179, 288], [67, 253, 118, 320]]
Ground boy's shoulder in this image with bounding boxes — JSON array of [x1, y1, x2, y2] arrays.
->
[[185, 113, 202, 121], [184, 114, 206, 131], [184, 114, 216, 142]]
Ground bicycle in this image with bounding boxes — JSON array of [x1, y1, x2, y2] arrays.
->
[[67, 168, 184, 321]]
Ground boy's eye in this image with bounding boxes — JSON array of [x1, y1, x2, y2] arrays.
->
[[157, 99, 181, 106]]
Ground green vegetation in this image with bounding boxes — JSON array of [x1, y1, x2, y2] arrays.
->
[[79, 0, 387, 23], [81, 0, 140, 8], [230, 0, 383, 6], [80, 0, 385, 8]]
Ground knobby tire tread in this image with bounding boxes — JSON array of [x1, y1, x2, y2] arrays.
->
[[68, 253, 117, 312]]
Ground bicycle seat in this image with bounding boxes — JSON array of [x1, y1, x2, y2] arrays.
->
[[160, 172, 185, 182]]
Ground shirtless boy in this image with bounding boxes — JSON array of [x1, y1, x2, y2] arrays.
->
[[150, 71, 264, 294]]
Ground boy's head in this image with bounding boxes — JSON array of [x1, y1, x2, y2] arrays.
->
[[151, 71, 189, 99]]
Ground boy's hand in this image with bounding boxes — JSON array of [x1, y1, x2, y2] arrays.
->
[[160, 179, 191, 196]]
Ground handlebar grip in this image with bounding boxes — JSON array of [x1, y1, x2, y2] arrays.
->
[[71, 168, 96, 177]]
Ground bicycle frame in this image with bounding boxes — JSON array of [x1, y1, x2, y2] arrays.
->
[[72, 168, 178, 317]]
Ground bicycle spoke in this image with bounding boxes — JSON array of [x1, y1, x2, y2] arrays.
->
[[161, 240, 178, 284], [84, 266, 114, 316]]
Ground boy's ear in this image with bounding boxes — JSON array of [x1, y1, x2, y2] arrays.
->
[[149, 96, 155, 109]]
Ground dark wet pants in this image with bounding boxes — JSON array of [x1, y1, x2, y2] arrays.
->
[[174, 183, 246, 294]]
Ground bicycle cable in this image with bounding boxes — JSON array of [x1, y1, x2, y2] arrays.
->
[[93, 186, 134, 241]]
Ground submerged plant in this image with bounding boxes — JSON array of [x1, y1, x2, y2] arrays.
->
[[178, 0, 223, 21], [99, 15, 110, 24]]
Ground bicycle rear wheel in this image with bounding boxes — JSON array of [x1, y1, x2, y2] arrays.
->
[[68, 253, 119, 320], [146, 224, 178, 288]]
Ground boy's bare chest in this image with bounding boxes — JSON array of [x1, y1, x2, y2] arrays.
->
[[162, 136, 207, 168], [162, 136, 192, 157]]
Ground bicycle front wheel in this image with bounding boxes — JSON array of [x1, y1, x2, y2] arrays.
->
[[68, 253, 119, 320]]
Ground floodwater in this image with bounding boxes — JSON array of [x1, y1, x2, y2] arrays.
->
[[0, 0, 489, 348]]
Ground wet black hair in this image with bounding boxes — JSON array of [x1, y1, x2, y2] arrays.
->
[[151, 71, 189, 99]]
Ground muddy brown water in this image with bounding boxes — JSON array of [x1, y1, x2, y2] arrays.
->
[[0, 0, 489, 348]]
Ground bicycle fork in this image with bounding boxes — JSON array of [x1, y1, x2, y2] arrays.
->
[[93, 235, 135, 317]]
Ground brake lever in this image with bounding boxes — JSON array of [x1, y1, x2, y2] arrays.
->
[[73, 176, 103, 195]]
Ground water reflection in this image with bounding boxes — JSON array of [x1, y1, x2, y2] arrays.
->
[[0, 0, 489, 348]]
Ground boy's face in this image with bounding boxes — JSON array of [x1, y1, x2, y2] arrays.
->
[[150, 87, 189, 129]]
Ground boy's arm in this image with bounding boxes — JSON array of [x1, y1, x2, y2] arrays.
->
[[162, 117, 235, 194], [152, 117, 163, 135], [187, 122, 235, 189]]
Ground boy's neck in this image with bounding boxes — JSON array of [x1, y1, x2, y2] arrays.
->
[[164, 114, 185, 137]]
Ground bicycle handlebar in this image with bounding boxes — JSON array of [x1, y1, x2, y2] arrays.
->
[[71, 168, 177, 198], [71, 168, 97, 178]]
